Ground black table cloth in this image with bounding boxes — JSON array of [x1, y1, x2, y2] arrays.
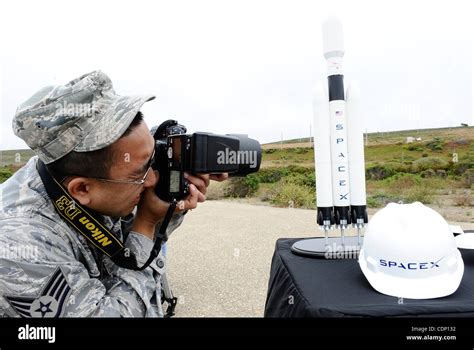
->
[[265, 238, 474, 317]]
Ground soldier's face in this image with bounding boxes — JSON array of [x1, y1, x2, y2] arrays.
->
[[90, 121, 157, 217]]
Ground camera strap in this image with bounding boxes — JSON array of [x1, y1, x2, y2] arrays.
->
[[37, 159, 177, 271]]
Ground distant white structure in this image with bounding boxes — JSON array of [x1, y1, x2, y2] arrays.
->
[[406, 137, 415, 143]]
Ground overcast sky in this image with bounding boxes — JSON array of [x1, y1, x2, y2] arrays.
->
[[0, 0, 472, 150]]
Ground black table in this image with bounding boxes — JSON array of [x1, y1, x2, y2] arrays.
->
[[264, 238, 474, 317]]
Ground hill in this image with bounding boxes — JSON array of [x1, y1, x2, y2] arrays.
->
[[215, 126, 474, 222], [263, 126, 473, 147]]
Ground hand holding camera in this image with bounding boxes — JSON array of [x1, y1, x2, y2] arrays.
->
[[132, 120, 261, 239]]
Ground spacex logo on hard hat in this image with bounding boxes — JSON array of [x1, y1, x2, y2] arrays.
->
[[379, 257, 444, 270]]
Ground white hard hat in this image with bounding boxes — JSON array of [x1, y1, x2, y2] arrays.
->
[[359, 202, 464, 299]]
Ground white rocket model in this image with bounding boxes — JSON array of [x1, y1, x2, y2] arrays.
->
[[314, 17, 368, 245]]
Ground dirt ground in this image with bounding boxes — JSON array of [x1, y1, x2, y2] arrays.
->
[[165, 200, 474, 317]]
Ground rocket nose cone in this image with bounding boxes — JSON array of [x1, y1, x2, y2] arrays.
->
[[322, 16, 345, 55]]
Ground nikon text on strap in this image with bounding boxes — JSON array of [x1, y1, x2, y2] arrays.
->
[[37, 159, 177, 271]]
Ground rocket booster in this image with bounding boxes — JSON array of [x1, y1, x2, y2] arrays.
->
[[347, 82, 369, 227], [314, 17, 368, 234], [313, 81, 334, 229], [322, 17, 351, 227]]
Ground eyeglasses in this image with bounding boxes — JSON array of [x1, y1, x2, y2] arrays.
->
[[61, 149, 156, 186], [94, 149, 156, 186]]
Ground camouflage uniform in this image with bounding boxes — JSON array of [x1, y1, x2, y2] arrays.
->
[[0, 71, 184, 317]]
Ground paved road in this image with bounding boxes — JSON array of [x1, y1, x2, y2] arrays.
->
[[165, 200, 474, 317]]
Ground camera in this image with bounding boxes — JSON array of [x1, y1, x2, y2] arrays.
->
[[152, 120, 262, 202]]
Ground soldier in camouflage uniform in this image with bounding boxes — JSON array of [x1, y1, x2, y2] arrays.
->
[[0, 71, 225, 317]]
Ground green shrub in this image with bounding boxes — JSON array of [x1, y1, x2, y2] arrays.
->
[[366, 197, 380, 208], [294, 148, 309, 154], [287, 165, 313, 175], [369, 173, 434, 204], [245, 174, 260, 192], [224, 174, 260, 197], [404, 185, 433, 203], [270, 180, 315, 208], [420, 169, 436, 178], [366, 164, 396, 180], [407, 144, 424, 152], [304, 173, 316, 188], [287, 172, 316, 188], [385, 161, 412, 173], [412, 157, 449, 172], [0, 167, 13, 184], [256, 168, 285, 183], [425, 137, 444, 152], [449, 157, 474, 175], [383, 173, 422, 189]]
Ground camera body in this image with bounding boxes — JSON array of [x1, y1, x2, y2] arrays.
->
[[152, 120, 261, 202]]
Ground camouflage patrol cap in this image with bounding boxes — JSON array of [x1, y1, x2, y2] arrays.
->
[[12, 70, 155, 164]]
